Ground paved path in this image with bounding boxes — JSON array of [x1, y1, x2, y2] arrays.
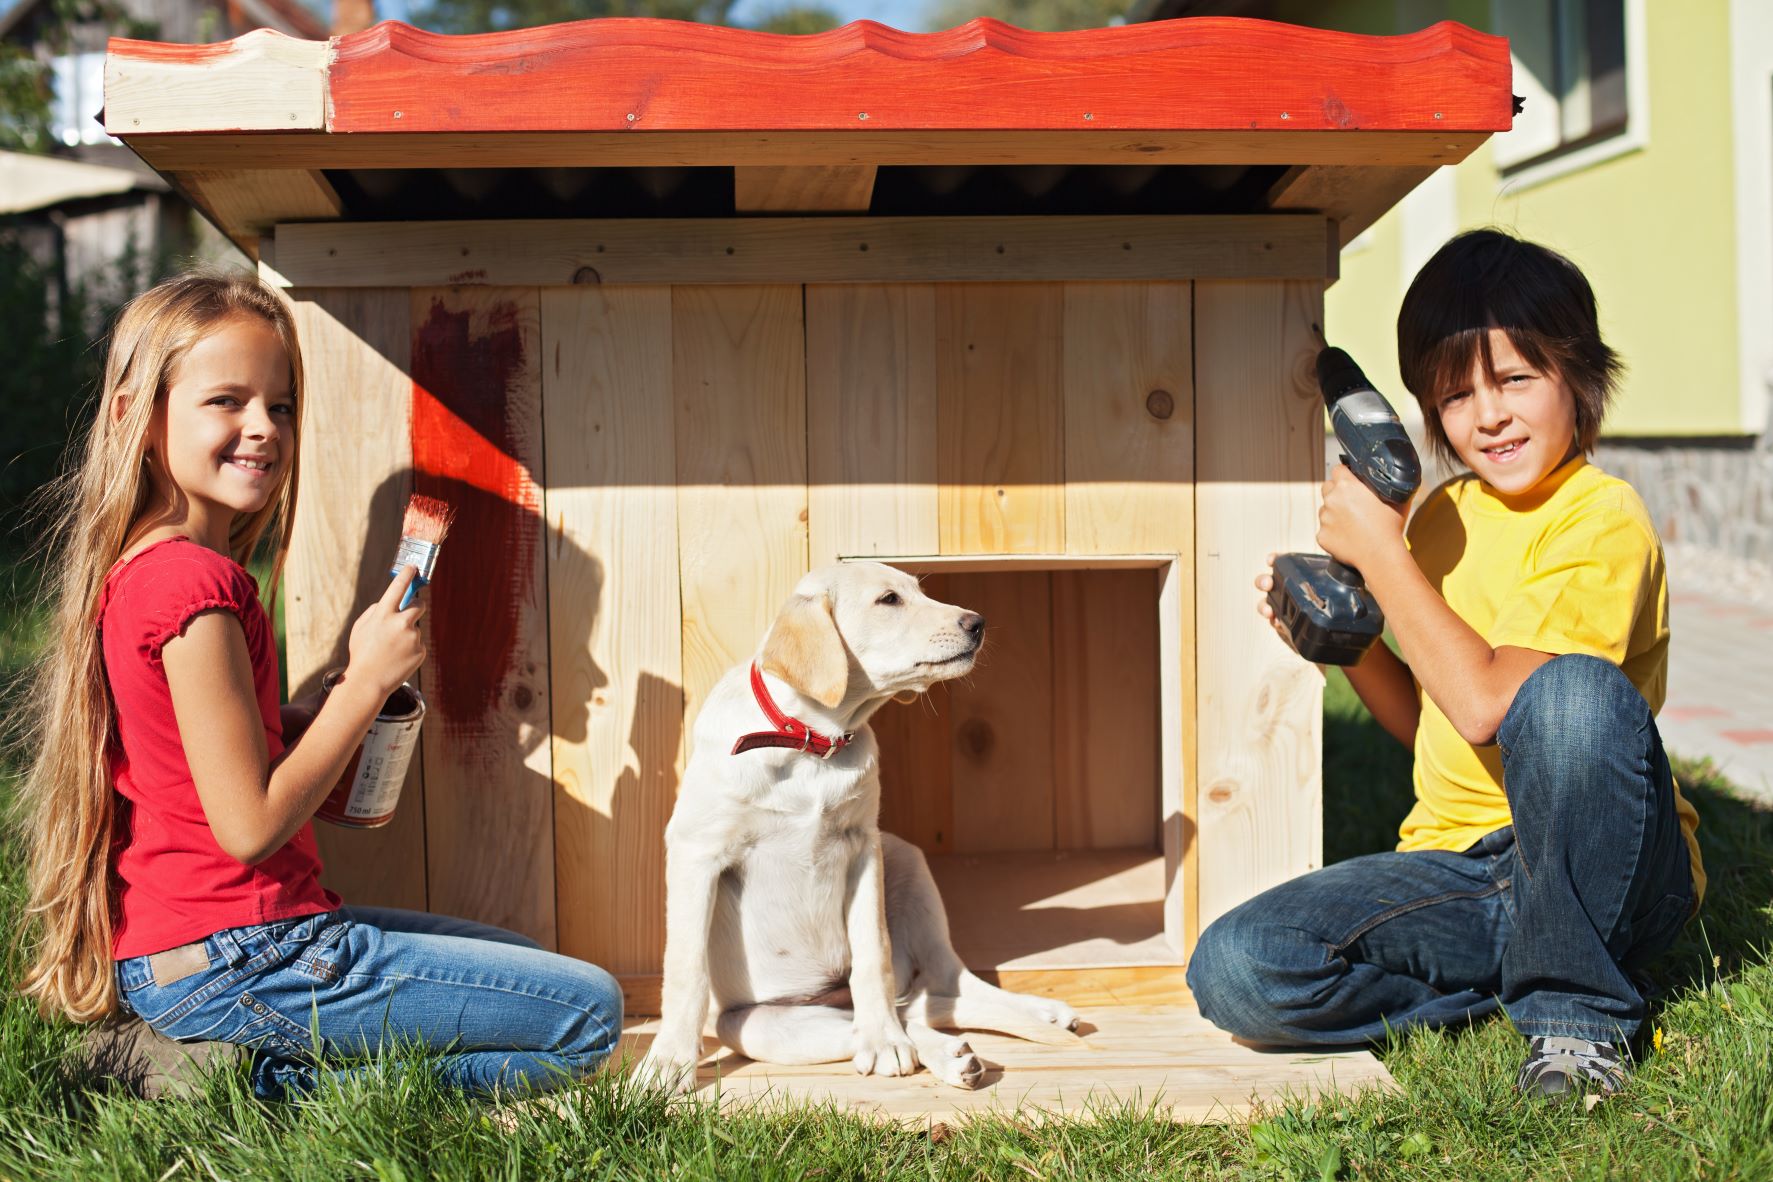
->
[[1660, 589, 1773, 803]]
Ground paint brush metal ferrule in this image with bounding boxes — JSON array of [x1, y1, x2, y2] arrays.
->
[[391, 536, 443, 609]]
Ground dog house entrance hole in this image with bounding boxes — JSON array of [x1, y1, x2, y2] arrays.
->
[[862, 555, 1184, 974]]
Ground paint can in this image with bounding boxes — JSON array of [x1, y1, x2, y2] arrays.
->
[[314, 669, 426, 829]]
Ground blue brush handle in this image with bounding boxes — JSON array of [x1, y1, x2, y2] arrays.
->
[[392, 567, 428, 611]]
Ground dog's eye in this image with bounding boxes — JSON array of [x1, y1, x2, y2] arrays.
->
[[876, 592, 902, 607]]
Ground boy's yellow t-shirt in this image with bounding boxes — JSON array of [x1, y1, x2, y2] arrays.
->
[[1400, 454, 1705, 903]]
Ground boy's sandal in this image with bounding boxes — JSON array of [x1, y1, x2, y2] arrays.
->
[[1516, 1035, 1629, 1101]]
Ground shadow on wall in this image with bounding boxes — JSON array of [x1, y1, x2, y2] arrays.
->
[[300, 468, 682, 966]]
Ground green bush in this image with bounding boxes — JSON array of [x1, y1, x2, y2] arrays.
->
[[0, 229, 167, 546]]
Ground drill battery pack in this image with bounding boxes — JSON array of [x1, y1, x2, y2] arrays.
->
[[1268, 552, 1385, 667]]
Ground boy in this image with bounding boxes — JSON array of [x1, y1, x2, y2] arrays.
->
[[1187, 228, 1703, 1101]]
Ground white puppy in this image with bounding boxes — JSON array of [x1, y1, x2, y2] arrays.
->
[[637, 562, 1081, 1091]]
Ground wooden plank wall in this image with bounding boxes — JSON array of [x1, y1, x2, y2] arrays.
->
[[1193, 280, 1325, 937], [285, 288, 428, 911], [673, 286, 809, 730], [409, 287, 556, 945], [287, 275, 1321, 981], [862, 283, 1191, 864], [541, 286, 681, 977]]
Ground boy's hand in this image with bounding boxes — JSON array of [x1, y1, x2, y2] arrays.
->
[[1253, 553, 1295, 646], [1317, 465, 1409, 572], [1254, 554, 1330, 677]]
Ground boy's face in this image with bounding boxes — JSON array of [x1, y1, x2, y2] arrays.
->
[[1433, 328, 1578, 496]]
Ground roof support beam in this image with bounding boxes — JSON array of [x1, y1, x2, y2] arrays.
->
[[1264, 164, 1438, 247], [733, 165, 877, 213], [122, 130, 1492, 174], [260, 215, 1334, 288], [179, 169, 344, 258]]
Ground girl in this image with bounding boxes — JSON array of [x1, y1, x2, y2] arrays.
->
[[16, 270, 622, 1099], [1187, 229, 1703, 1102]]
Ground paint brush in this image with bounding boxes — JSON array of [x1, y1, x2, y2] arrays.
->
[[392, 494, 456, 610]]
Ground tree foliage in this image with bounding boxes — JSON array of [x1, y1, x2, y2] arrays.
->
[[413, 0, 726, 33], [411, 0, 843, 35], [922, 0, 1128, 31]]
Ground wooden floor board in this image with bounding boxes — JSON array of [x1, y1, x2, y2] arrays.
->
[[619, 1005, 1393, 1122]]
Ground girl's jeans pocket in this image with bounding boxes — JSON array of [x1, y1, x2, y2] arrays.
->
[[116, 913, 345, 1061]]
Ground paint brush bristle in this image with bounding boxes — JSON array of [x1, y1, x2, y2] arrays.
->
[[392, 494, 456, 609], [401, 494, 456, 546]]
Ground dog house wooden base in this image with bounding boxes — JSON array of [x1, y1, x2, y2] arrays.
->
[[106, 15, 1510, 1118]]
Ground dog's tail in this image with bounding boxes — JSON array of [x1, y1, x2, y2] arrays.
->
[[904, 993, 1085, 1047]]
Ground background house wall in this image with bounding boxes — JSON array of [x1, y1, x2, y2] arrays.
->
[[1180, 0, 1773, 565]]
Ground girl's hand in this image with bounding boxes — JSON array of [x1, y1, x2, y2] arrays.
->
[[280, 690, 323, 744], [1317, 464, 1409, 572], [344, 565, 428, 699]]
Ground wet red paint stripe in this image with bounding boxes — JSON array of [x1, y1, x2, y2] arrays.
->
[[410, 296, 538, 737]]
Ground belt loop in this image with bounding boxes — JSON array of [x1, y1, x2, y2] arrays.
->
[[210, 925, 245, 967]]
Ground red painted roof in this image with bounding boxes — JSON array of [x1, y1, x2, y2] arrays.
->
[[115, 16, 1514, 138]]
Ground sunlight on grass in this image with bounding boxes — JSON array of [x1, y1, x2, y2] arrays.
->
[[1, 573, 1770, 1178]]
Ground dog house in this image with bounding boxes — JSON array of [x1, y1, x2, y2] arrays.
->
[[104, 16, 1510, 1117]]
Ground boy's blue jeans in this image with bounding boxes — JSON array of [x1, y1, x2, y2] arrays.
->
[[1187, 654, 1697, 1047], [117, 906, 623, 1099]]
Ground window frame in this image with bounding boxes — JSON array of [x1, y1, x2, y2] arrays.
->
[[1489, 0, 1649, 192]]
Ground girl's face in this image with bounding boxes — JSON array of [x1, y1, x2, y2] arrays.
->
[[1433, 328, 1578, 496], [147, 315, 295, 535]]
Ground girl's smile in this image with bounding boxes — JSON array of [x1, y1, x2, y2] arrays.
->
[[145, 314, 295, 549], [1435, 328, 1578, 495]]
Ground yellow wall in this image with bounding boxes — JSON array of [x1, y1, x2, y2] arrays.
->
[[1318, 1, 1744, 436]]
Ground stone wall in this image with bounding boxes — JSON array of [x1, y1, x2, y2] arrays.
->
[[1595, 439, 1773, 567]]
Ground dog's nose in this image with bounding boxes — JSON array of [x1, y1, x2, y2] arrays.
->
[[959, 612, 986, 640]]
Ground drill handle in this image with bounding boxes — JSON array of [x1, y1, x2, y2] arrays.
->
[[1325, 557, 1365, 591]]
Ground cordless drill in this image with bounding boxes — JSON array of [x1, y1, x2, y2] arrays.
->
[[1267, 347, 1422, 666]]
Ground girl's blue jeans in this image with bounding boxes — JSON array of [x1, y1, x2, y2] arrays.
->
[[1187, 654, 1697, 1047], [117, 906, 624, 1099]]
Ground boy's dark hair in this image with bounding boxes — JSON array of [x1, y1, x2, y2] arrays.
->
[[1397, 228, 1623, 465]]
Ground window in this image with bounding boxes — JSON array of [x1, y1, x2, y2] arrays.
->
[[50, 51, 113, 146], [1491, 0, 1635, 174]]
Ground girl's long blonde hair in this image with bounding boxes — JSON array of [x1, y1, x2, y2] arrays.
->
[[14, 269, 305, 1022]]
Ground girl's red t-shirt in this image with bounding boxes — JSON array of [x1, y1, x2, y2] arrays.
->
[[102, 537, 339, 959]]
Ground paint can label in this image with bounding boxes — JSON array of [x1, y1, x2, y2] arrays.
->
[[314, 669, 426, 829]]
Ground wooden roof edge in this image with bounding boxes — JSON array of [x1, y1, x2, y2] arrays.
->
[[105, 15, 1513, 138]]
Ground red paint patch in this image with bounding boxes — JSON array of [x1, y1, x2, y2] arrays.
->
[[1720, 729, 1773, 746], [410, 297, 538, 735], [1662, 706, 1729, 722]]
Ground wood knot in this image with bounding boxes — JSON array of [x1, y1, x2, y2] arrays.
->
[[572, 266, 602, 285], [1207, 782, 1235, 804], [1145, 389, 1174, 420], [958, 718, 994, 759], [512, 685, 535, 710]]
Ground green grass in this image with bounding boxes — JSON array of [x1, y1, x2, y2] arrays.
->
[[2, 569, 1772, 1179]]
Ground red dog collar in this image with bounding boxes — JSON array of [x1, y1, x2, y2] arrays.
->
[[731, 662, 853, 758]]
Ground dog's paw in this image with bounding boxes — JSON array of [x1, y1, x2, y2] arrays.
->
[[632, 1048, 699, 1095], [926, 1037, 986, 1090], [1029, 995, 1081, 1033], [851, 1024, 918, 1078]]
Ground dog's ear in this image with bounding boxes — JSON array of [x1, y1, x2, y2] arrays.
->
[[760, 592, 850, 709]]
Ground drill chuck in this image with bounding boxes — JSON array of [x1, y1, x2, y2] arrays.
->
[[1266, 347, 1423, 666], [1318, 347, 1421, 507]]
